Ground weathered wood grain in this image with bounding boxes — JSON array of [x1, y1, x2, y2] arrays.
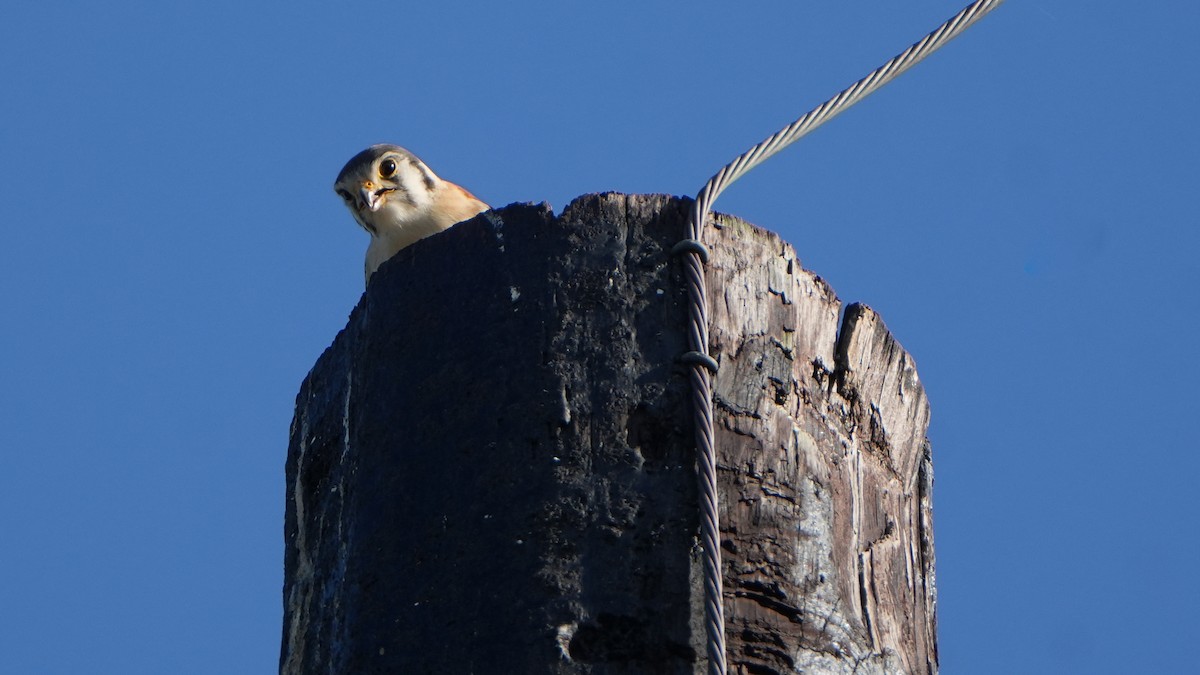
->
[[281, 193, 936, 674], [705, 215, 935, 673]]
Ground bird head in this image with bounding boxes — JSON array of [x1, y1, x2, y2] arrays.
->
[[333, 144, 440, 235]]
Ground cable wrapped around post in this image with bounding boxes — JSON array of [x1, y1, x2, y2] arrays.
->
[[678, 245, 725, 673], [679, 1, 1004, 672]]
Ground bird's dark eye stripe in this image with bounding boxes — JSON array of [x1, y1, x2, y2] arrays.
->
[[336, 189, 352, 201], [379, 158, 397, 178]]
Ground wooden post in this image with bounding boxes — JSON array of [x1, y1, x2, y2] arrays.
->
[[281, 194, 936, 674]]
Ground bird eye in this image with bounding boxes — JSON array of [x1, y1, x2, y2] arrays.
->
[[335, 189, 352, 202], [379, 158, 397, 178]]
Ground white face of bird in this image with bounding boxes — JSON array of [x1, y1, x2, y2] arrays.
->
[[333, 145, 441, 236]]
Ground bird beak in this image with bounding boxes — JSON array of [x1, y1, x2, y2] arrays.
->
[[359, 181, 383, 212]]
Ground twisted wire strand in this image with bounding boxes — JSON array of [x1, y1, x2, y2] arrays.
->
[[680, 2, 1004, 673]]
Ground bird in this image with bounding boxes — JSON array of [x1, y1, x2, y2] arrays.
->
[[333, 144, 490, 284]]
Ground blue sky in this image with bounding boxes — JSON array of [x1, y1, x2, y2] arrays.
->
[[2, 2, 1197, 672]]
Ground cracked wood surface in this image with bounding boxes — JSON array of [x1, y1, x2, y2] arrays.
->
[[706, 216, 935, 674], [282, 193, 935, 674]]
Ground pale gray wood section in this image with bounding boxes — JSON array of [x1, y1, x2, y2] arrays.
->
[[706, 216, 936, 674], [281, 193, 936, 674]]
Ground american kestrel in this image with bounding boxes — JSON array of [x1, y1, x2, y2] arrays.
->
[[334, 144, 490, 284]]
